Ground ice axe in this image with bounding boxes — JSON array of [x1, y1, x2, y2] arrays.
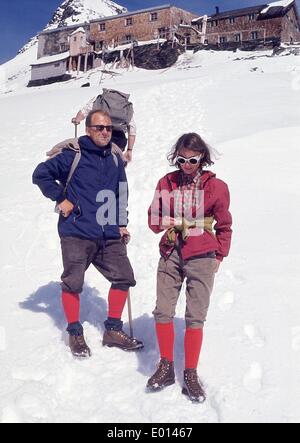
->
[[72, 117, 79, 138], [122, 232, 134, 338], [73, 122, 78, 138]]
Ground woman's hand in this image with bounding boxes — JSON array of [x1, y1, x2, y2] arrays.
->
[[160, 216, 177, 230]]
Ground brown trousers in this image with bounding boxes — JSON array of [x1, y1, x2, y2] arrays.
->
[[153, 249, 216, 328], [60, 237, 136, 294]]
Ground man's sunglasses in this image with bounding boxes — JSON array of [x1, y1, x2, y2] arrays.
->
[[176, 155, 202, 165], [88, 125, 113, 132]]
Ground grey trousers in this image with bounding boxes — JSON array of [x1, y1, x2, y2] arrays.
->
[[60, 236, 136, 293], [153, 249, 216, 328]]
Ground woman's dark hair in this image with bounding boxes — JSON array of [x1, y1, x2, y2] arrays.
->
[[168, 133, 214, 169]]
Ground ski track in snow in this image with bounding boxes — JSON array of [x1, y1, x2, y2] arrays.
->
[[1, 48, 300, 422]]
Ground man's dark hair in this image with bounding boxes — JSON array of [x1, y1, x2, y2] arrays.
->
[[168, 133, 214, 169], [86, 110, 111, 127]]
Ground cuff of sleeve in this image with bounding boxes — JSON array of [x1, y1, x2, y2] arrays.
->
[[216, 254, 224, 262], [56, 193, 66, 205]]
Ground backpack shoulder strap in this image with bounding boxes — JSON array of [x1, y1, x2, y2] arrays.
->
[[112, 152, 118, 168], [112, 142, 123, 167], [54, 150, 81, 214], [65, 151, 81, 192]]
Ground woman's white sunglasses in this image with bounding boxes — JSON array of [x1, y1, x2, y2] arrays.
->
[[176, 155, 202, 165]]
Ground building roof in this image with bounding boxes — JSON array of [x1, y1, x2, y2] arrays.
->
[[70, 27, 86, 35], [193, 0, 297, 22], [208, 4, 267, 20], [39, 23, 89, 36], [89, 4, 174, 23], [261, 0, 294, 13], [259, 0, 296, 18], [31, 51, 69, 67]]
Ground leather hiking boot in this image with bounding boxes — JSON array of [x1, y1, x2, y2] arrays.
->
[[103, 330, 144, 351], [69, 334, 91, 358], [147, 358, 175, 391], [182, 369, 206, 403]]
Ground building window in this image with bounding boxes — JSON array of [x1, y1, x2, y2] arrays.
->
[[251, 31, 258, 40], [229, 17, 235, 24], [150, 12, 158, 21], [211, 20, 218, 27], [248, 13, 256, 21], [125, 35, 132, 42], [95, 41, 104, 50], [158, 27, 167, 39], [126, 18, 133, 26], [204, 39, 209, 45], [220, 36, 227, 43], [99, 23, 106, 31], [73, 37, 77, 42], [60, 43, 66, 51], [234, 34, 241, 42]]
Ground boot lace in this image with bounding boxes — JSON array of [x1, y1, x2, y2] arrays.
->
[[152, 360, 171, 382]]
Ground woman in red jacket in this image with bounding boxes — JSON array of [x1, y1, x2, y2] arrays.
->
[[147, 133, 232, 403]]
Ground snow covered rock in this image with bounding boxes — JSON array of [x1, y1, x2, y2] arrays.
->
[[46, 0, 127, 30]]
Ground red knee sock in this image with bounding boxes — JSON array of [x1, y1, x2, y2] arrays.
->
[[108, 288, 128, 319], [184, 328, 203, 370], [156, 322, 175, 362], [62, 291, 80, 324]]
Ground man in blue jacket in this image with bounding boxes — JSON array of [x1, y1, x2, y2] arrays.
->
[[32, 110, 143, 358]]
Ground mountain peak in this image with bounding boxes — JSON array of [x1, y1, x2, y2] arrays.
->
[[46, 0, 127, 30]]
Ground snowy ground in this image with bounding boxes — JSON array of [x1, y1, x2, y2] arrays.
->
[[0, 47, 300, 423]]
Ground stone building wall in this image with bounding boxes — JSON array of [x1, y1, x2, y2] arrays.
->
[[281, 5, 300, 42], [89, 6, 197, 47]]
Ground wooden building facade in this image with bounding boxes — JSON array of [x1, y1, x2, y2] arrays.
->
[[189, 1, 300, 48]]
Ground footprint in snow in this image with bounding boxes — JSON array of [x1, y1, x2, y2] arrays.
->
[[217, 291, 235, 311], [243, 362, 263, 393], [244, 324, 265, 348], [224, 269, 246, 284], [291, 326, 300, 351]]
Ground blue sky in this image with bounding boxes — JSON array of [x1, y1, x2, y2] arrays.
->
[[1, 0, 299, 64]]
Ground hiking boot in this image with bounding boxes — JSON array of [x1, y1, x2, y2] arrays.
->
[[146, 358, 175, 391], [182, 369, 206, 403], [103, 330, 144, 351], [69, 334, 91, 358]]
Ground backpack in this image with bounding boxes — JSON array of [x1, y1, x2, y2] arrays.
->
[[92, 89, 134, 133], [46, 138, 122, 213]]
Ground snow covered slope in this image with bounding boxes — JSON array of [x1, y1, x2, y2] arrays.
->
[[0, 49, 300, 423]]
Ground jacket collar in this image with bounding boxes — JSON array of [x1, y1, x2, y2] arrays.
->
[[79, 135, 112, 157], [167, 169, 216, 188]]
